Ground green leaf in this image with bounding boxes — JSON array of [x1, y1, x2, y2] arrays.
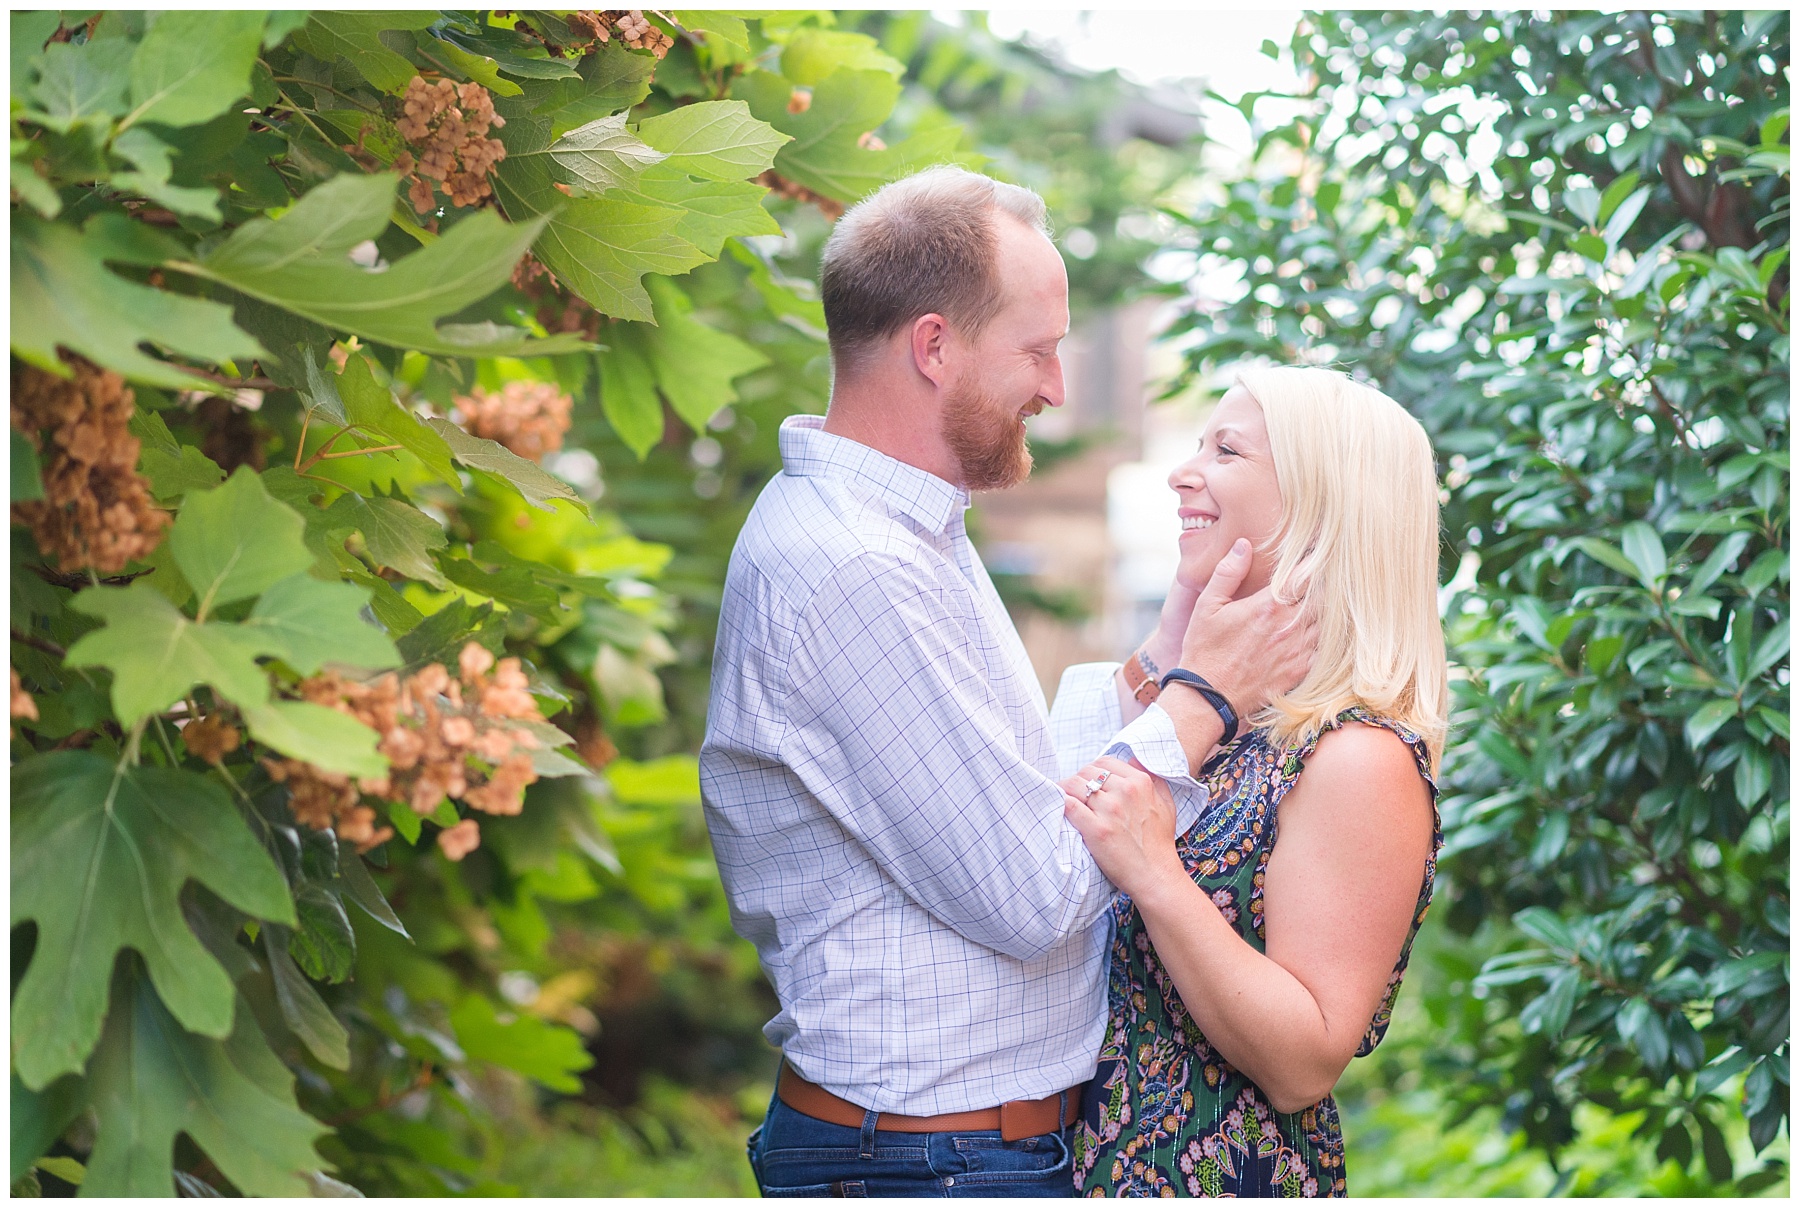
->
[[605, 754, 701, 806], [26, 37, 133, 131], [395, 597, 503, 667], [125, 10, 265, 130], [1619, 521, 1667, 585], [778, 30, 905, 85], [522, 42, 656, 136], [324, 491, 450, 586], [448, 995, 594, 1092], [243, 700, 386, 779], [292, 10, 437, 94], [1686, 698, 1738, 749], [683, 12, 750, 52], [631, 276, 770, 430], [493, 154, 705, 321], [10, 752, 295, 1089], [1570, 536, 1643, 582], [187, 173, 581, 358], [12, 428, 44, 502], [386, 797, 423, 844], [33, 1156, 84, 1186], [735, 68, 979, 204], [244, 572, 400, 674], [263, 933, 351, 1070], [11, 215, 265, 390], [171, 467, 314, 614], [11, 1074, 85, 1185], [133, 410, 225, 500], [338, 853, 409, 937], [634, 169, 783, 256], [598, 342, 664, 459], [337, 352, 459, 487], [438, 553, 565, 620], [1512, 905, 1577, 953], [635, 99, 791, 182], [429, 37, 525, 97], [425, 417, 587, 513], [65, 581, 272, 723], [83, 967, 326, 1196], [110, 127, 223, 220], [1688, 531, 1751, 596], [548, 113, 667, 196]]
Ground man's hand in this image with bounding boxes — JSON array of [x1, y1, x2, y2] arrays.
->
[[1179, 538, 1317, 721]]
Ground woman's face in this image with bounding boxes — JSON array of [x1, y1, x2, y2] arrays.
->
[[1171, 386, 1284, 598]]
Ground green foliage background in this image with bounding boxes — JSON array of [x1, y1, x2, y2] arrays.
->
[[8, 8, 1789, 1198]]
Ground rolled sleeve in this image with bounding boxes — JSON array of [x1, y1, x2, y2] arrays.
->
[[1105, 703, 1210, 833]]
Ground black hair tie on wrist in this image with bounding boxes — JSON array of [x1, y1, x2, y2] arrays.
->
[[1157, 669, 1240, 747]]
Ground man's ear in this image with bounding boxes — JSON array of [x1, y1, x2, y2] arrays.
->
[[910, 313, 951, 386]]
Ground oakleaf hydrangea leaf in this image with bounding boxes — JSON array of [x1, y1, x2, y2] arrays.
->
[[125, 10, 266, 130], [324, 492, 450, 587], [11, 215, 265, 390], [634, 99, 790, 182], [546, 112, 666, 196], [290, 11, 437, 94], [242, 700, 387, 780], [243, 572, 400, 674], [10, 752, 295, 1089], [425, 417, 586, 513], [337, 353, 459, 487], [189, 172, 584, 358], [170, 467, 313, 615], [449, 995, 593, 1093], [66, 580, 272, 724], [82, 966, 326, 1196]]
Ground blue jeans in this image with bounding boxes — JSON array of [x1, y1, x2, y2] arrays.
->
[[747, 1087, 1076, 1197]]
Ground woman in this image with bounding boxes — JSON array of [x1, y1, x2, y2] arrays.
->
[[1061, 366, 1447, 1197]]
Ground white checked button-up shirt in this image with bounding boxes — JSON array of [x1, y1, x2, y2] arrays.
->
[[701, 415, 1205, 1115]]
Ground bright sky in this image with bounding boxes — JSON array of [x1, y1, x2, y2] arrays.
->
[[975, 8, 1305, 156]]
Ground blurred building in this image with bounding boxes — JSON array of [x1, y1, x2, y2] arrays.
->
[[973, 300, 1213, 700]]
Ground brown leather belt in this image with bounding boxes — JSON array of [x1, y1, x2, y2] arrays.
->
[[777, 1061, 1083, 1142]]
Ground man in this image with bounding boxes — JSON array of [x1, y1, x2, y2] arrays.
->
[[700, 166, 1313, 1196]]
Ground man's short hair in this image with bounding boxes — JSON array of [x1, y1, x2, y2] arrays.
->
[[820, 165, 1050, 374]]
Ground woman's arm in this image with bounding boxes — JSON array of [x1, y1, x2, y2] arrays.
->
[[1066, 724, 1433, 1112]]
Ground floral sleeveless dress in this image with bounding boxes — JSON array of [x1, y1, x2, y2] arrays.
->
[[1072, 708, 1441, 1198]]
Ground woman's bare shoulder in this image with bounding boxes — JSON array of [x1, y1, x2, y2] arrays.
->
[[1283, 721, 1431, 832]]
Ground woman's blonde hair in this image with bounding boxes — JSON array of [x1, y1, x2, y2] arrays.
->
[[1235, 366, 1449, 768]]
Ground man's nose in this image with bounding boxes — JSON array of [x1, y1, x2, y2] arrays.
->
[[1039, 355, 1066, 408]]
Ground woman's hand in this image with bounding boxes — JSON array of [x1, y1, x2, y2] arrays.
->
[[1061, 756, 1186, 899]]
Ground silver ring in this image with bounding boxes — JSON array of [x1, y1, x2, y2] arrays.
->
[[1082, 770, 1111, 797]]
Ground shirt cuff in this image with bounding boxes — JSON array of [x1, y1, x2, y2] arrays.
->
[[1105, 704, 1209, 831]]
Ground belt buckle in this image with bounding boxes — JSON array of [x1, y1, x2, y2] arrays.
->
[[998, 1100, 1032, 1142]]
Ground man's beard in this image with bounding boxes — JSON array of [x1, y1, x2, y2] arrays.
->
[[942, 375, 1034, 492]]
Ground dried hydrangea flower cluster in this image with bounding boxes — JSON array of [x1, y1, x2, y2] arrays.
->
[[182, 713, 241, 764], [11, 668, 38, 723], [11, 356, 169, 573], [558, 10, 675, 57], [454, 380, 573, 463], [394, 77, 508, 213], [263, 643, 548, 860]]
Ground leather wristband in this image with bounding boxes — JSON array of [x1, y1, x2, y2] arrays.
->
[[1122, 650, 1160, 706], [1158, 669, 1240, 746]]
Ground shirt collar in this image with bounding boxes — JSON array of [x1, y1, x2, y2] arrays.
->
[[778, 414, 969, 535]]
